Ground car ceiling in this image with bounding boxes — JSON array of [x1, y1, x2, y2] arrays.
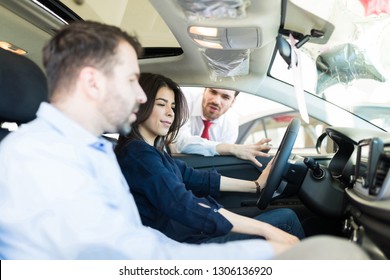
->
[[0, 0, 335, 94]]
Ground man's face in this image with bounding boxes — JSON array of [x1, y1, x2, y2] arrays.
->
[[101, 41, 147, 135], [202, 88, 236, 121]]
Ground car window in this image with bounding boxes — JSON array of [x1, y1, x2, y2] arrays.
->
[[181, 87, 331, 155], [237, 111, 330, 155], [0, 122, 18, 131], [232, 92, 331, 155]]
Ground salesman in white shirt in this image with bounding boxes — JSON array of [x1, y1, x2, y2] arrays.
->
[[171, 87, 272, 167]]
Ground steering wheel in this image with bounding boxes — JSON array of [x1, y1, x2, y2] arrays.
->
[[256, 118, 301, 209]]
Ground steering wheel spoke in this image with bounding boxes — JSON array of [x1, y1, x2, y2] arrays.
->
[[256, 118, 301, 209]]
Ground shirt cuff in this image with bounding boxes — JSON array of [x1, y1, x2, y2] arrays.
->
[[202, 207, 233, 236], [208, 169, 221, 197]]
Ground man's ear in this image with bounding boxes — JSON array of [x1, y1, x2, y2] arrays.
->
[[230, 96, 237, 107], [79, 66, 104, 100], [202, 88, 209, 98]]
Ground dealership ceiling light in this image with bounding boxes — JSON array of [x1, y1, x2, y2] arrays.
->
[[0, 41, 27, 55]]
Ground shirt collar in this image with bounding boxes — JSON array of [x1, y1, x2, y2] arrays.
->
[[36, 102, 113, 153]]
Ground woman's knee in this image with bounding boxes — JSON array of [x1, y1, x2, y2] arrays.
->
[[272, 208, 299, 220]]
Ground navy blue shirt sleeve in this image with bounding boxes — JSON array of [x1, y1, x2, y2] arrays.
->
[[117, 140, 233, 237], [173, 158, 220, 198]]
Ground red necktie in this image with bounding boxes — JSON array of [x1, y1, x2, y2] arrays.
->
[[201, 120, 212, 140]]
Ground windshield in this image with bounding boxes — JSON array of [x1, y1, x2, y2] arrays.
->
[[270, 0, 390, 131], [58, 0, 390, 131]]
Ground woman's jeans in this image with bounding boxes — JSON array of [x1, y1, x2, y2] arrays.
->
[[204, 208, 305, 243]]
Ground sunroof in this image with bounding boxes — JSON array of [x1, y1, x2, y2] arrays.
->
[[59, 0, 180, 49]]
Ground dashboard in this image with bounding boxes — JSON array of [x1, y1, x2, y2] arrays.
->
[[177, 125, 390, 259], [325, 128, 390, 259], [353, 138, 390, 200]]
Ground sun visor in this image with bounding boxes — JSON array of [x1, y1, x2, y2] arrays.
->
[[200, 48, 250, 80]]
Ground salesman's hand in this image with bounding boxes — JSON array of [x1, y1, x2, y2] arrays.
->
[[231, 138, 272, 168]]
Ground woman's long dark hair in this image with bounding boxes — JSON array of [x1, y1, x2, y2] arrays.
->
[[115, 73, 189, 153]]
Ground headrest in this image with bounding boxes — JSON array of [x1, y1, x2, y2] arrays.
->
[[0, 48, 48, 124]]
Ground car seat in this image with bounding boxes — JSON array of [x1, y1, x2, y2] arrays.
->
[[0, 48, 48, 141]]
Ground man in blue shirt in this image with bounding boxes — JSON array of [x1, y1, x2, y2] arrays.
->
[[0, 21, 368, 260], [0, 20, 282, 259]]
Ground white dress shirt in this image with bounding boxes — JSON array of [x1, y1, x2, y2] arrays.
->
[[172, 91, 239, 156], [0, 102, 273, 259]]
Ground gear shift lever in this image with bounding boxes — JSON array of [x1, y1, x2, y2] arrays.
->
[[304, 157, 324, 179]]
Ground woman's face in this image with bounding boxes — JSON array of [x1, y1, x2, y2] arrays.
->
[[139, 86, 175, 145]]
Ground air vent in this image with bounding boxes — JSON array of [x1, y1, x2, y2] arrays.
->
[[370, 150, 390, 198]]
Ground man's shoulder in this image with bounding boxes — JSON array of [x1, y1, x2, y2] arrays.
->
[[0, 118, 66, 154], [217, 109, 239, 126], [0, 123, 51, 167], [1, 121, 38, 144]]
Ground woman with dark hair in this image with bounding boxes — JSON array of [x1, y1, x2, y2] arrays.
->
[[115, 73, 188, 153], [115, 73, 305, 245]]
